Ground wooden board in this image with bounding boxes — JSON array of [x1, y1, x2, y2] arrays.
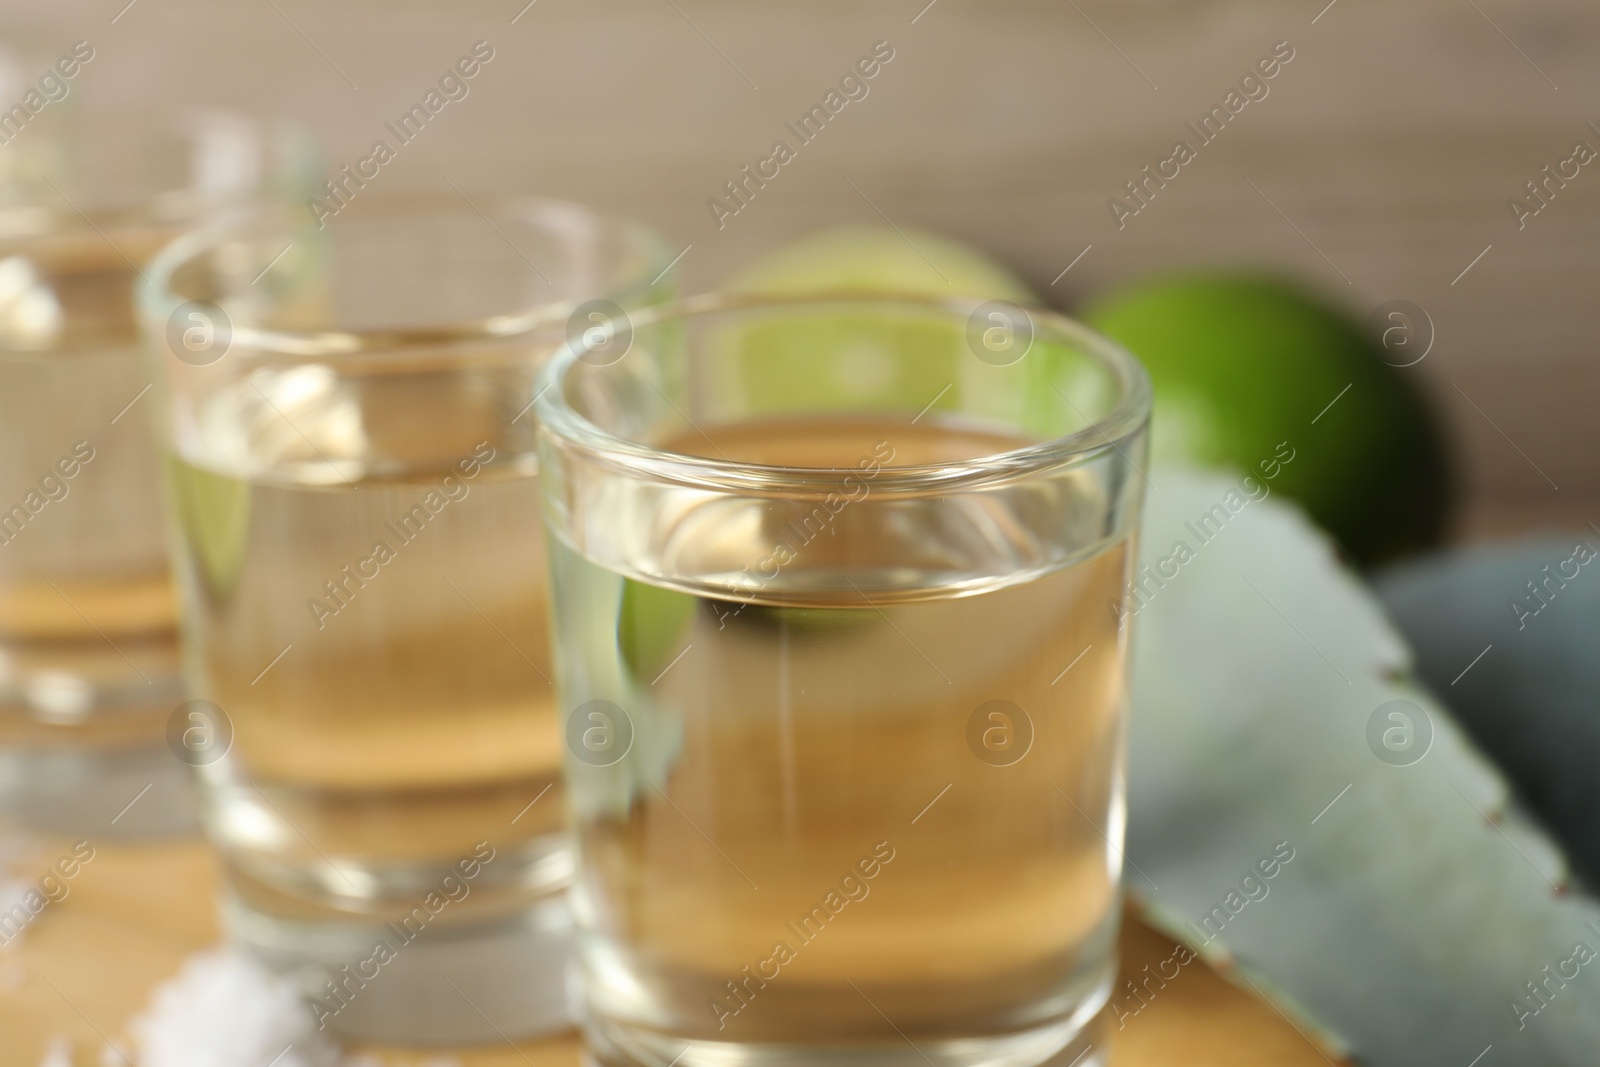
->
[[0, 835, 1332, 1066]]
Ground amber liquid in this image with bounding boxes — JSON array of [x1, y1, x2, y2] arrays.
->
[[549, 416, 1132, 1053], [0, 241, 180, 740], [172, 368, 561, 912]]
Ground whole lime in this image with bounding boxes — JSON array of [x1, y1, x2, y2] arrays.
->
[[717, 225, 1038, 420], [1083, 274, 1451, 565], [700, 226, 1043, 636], [724, 224, 1036, 303]]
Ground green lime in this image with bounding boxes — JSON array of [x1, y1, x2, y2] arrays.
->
[[165, 458, 252, 597], [717, 225, 1040, 423], [617, 578, 696, 681], [702, 227, 1111, 637], [1082, 274, 1451, 565], [723, 224, 1037, 303]]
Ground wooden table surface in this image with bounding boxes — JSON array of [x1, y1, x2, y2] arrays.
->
[[0, 834, 1332, 1067]]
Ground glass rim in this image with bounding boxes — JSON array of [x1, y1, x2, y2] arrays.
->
[[138, 191, 676, 366], [534, 290, 1153, 496], [0, 105, 310, 231], [0, 105, 316, 363]]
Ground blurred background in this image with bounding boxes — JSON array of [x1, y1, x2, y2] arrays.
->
[[4, 2, 1600, 1064], [7, 0, 1594, 540]]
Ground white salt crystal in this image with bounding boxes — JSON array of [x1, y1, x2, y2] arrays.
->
[[127, 946, 339, 1067]]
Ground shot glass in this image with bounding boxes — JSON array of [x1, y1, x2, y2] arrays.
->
[[139, 194, 675, 1043], [0, 104, 313, 835], [536, 294, 1152, 1067]]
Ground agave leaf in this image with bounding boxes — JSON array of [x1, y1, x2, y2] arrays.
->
[[1376, 540, 1600, 887], [1126, 471, 1600, 1065]]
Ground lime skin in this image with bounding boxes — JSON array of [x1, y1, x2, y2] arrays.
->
[[1084, 273, 1452, 566]]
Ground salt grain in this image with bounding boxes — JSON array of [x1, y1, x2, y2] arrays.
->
[[126, 946, 339, 1067]]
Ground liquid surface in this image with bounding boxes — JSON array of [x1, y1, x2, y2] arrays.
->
[[673, 413, 1030, 467], [550, 416, 1133, 1049]]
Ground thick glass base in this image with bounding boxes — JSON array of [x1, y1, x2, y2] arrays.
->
[[577, 980, 1112, 1067], [228, 876, 575, 1046], [0, 640, 194, 837]]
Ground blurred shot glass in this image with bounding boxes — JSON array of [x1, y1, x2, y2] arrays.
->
[[535, 295, 1151, 1067], [0, 101, 314, 836], [139, 194, 674, 1044]]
